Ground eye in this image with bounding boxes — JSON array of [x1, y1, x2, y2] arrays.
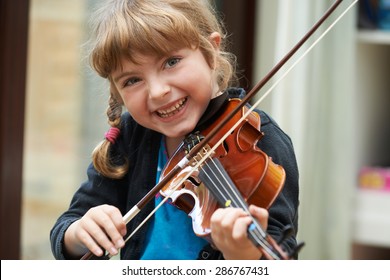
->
[[164, 57, 181, 69], [123, 77, 141, 88]]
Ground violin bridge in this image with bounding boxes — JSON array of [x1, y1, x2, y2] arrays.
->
[[184, 132, 215, 167], [188, 144, 214, 168]]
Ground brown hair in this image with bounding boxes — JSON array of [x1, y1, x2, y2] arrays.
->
[[88, 0, 237, 179]]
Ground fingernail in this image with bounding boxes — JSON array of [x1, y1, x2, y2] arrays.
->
[[116, 239, 125, 248], [94, 248, 103, 256], [250, 205, 259, 212], [110, 247, 118, 255]]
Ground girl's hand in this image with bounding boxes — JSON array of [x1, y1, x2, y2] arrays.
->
[[210, 205, 268, 260], [64, 204, 126, 258]]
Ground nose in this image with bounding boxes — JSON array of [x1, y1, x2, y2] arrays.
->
[[148, 77, 170, 100]]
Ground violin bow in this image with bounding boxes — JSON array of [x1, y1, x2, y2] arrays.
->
[[81, 0, 358, 260]]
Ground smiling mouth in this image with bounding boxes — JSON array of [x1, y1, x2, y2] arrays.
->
[[156, 97, 187, 118]]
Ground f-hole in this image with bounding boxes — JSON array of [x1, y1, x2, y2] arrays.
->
[[222, 128, 235, 154]]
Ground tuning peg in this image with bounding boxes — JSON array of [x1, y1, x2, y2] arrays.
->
[[277, 224, 295, 244], [289, 241, 305, 259]]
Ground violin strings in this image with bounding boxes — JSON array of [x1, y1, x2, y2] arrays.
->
[[199, 158, 279, 259]]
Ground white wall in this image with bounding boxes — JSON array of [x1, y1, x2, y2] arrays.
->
[[253, 0, 358, 259]]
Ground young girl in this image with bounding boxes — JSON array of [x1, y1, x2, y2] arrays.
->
[[50, 0, 299, 260]]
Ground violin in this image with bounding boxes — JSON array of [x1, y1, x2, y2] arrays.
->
[[160, 97, 285, 231], [81, 0, 356, 260], [159, 97, 292, 259]]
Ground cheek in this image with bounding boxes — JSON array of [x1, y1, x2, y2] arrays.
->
[[182, 70, 215, 96], [123, 101, 149, 128], [120, 92, 144, 115], [125, 101, 142, 115]]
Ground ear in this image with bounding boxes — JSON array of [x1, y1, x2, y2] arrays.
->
[[209, 32, 221, 50]]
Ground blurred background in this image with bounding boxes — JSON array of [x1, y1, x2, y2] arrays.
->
[[1, 0, 389, 260]]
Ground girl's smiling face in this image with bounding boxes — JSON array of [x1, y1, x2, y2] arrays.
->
[[112, 46, 220, 141]]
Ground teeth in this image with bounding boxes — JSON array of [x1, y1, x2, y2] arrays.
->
[[157, 98, 187, 118]]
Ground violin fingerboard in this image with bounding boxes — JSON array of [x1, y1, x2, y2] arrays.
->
[[198, 158, 248, 211]]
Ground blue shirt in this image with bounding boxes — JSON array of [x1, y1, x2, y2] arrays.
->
[[140, 137, 208, 259]]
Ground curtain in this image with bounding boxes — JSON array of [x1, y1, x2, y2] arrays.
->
[[253, 0, 358, 259]]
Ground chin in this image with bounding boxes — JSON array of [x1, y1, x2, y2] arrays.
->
[[170, 126, 196, 139]]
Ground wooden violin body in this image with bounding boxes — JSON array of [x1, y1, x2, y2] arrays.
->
[[160, 98, 286, 237]]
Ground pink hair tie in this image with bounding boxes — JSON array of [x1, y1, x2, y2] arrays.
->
[[105, 127, 120, 144]]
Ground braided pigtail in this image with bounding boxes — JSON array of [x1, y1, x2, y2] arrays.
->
[[92, 90, 128, 179]]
